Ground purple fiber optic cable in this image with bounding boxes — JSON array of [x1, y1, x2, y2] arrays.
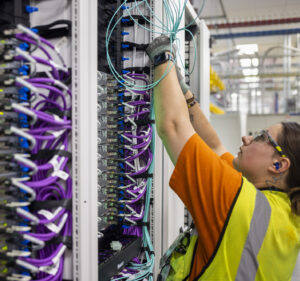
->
[[14, 55, 60, 79], [29, 126, 71, 134], [28, 83, 68, 109], [11, 31, 73, 279], [16, 32, 67, 69], [15, 34, 53, 61], [34, 97, 65, 112]]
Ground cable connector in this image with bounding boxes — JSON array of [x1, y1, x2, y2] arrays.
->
[[25, 6, 39, 14]]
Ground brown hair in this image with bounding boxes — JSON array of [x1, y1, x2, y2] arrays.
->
[[278, 122, 300, 215]]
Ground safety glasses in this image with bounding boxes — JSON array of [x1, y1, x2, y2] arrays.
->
[[253, 130, 287, 158]]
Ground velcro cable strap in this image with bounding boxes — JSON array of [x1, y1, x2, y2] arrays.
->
[[30, 199, 72, 211], [135, 119, 155, 126], [121, 15, 150, 26], [33, 20, 72, 39], [30, 149, 72, 161], [123, 66, 150, 74], [48, 235, 72, 249], [45, 108, 71, 119], [136, 221, 150, 227], [132, 172, 153, 179], [122, 41, 148, 51], [36, 27, 70, 39]]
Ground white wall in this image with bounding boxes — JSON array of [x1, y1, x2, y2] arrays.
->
[[247, 114, 300, 134], [211, 113, 243, 156]]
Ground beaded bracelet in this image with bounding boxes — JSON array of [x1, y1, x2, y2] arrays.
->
[[186, 96, 197, 108]]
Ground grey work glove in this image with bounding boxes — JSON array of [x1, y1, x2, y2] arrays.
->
[[175, 65, 190, 95], [146, 35, 177, 63]]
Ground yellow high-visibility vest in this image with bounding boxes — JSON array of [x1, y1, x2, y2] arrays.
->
[[164, 178, 300, 281]]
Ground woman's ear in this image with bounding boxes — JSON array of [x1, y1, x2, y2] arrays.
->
[[269, 158, 291, 173]]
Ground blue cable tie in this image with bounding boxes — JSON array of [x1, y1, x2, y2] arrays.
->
[[30, 28, 39, 34], [22, 206, 29, 212], [20, 93, 28, 102], [19, 113, 28, 121], [21, 165, 29, 173], [122, 70, 130, 74], [19, 136, 29, 149], [121, 57, 129, 61], [25, 5, 39, 13], [21, 240, 30, 246], [18, 65, 29, 75], [121, 44, 130, 49], [18, 69, 28, 76], [121, 19, 130, 23], [121, 31, 129, 36], [121, 5, 129, 10], [118, 92, 124, 97], [19, 42, 29, 51], [19, 87, 29, 94]]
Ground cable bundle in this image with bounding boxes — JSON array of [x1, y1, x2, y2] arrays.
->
[[105, 0, 206, 90], [0, 24, 71, 281], [98, 70, 154, 280]]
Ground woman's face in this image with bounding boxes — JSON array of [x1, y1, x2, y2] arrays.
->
[[233, 124, 283, 182]]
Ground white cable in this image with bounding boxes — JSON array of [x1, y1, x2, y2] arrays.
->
[[11, 177, 36, 201], [14, 154, 38, 175], [12, 103, 37, 125]]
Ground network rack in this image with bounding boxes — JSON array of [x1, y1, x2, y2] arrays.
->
[[0, 1, 73, 280], [97, 0, 156, 279], [71, 0, 210, 279]]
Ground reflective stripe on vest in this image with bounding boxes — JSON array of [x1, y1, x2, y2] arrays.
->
[[235, 190, 271, 281]]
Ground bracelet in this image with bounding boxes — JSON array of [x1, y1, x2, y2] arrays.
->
[[186, 96, 197, 108]]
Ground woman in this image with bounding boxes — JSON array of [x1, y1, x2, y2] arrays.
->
[[147, 36, 300, 280]]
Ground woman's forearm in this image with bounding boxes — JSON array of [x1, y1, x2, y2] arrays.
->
[[185, 90, 227, 156]]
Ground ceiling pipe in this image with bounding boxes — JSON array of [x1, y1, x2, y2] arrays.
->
[[217, 0, 236, 46], [220, 72, 300, 79], [208, 17, 300, 29], [212, 28, 300, 40]]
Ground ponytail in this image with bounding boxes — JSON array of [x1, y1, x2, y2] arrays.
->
[[278, 122, 300, 216]]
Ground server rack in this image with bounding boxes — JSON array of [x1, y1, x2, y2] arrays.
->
[[0, 1, 209, 280]]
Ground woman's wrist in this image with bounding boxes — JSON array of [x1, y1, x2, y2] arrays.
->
[[184, 90, 194, 99]]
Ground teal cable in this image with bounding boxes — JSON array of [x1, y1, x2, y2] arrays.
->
[[106, 1, 176, 90], [105, 0, 206, 91]]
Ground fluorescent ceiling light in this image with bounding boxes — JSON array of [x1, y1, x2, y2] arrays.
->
[[240, 58, 251, 67], [237, 44, 258, 55], [244, 77, 260, 83], [242, 68, 258, 76]]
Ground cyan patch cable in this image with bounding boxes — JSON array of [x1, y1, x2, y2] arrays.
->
[[105, 0, 206, 91]]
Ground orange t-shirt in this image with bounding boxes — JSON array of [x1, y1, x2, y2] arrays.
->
[[169, 133, 243, 280]]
